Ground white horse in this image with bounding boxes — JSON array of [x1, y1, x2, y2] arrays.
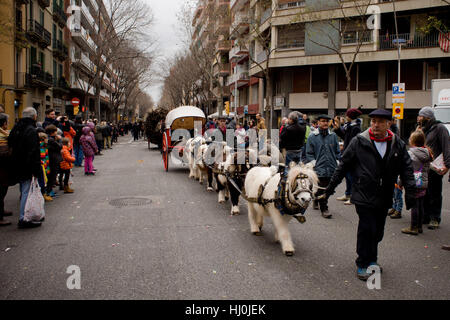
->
[[185, 136, 206, 181], [244, 162, 318, 256]]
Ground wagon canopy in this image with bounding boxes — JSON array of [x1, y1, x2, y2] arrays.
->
[[165, 106, 206, 130]]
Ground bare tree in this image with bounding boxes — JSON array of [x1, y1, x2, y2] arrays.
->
[[296, 0, 376, 109]]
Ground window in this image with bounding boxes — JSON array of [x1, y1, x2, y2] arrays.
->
[[358, 63, 378, 91], [277, 23, 305, 49], [426, 62, 438, 90], [341, 19, 372, 44], [440, 61, 450, 80], [311, 66, 328, 92], [293, 67, 310, 93], [387, 61, 423, 91]]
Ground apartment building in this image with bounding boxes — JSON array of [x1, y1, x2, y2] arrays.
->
[[68, 0, 118, 121], [192, 0, 232, 117], [239, 0, 449, 135]]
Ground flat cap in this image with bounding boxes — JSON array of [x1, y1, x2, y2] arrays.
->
[[316, 114, 331, 120], [369, 109, 392, 119]]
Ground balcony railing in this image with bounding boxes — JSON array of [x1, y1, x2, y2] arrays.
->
[[53, 77, 70, 92], [216, 40, 231, 52], [81, 1, 95, 27], [278, 1, 305, 10], [256, 50, 267, 64], [342, 30, 372, 45], [277, 39, 305, 50], [52, 39, 69, 59], [27, 19, 51, 48], [52, 1, 67, 26], [29, 66, 53, 87], [379, 32, 440, 50]]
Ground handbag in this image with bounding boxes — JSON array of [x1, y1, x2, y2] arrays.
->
[[23, 177, 45, 222], [414, 164, 424, 188]]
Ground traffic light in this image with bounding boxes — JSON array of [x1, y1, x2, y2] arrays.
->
[[225, 101, 230, 115]]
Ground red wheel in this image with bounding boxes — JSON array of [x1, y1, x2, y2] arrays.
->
[[162, 132, 169, 172]]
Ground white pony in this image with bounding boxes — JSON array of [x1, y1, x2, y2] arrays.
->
[[244, 162, 318, 256], [185, 136, 206, 182]]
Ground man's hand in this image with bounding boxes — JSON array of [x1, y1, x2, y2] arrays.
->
[[438, 166, 448, 176]]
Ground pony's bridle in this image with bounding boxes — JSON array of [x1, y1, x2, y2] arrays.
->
[[287, 173, 313, 209]]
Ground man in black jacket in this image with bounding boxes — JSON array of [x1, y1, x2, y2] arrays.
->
[[332, 107, 362, 204], [8, 107, 42, 228], [42, 108, 61, 130], [45, 125, 63, 196], [323, 109, 416, 281], [417, 107, 450, 230], [280, 112, 306, 173]]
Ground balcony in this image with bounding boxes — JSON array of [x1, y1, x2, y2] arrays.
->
[[228, 70, 250, 88], [256, 50, 267, 64], [71, 77, 95, 95], [379, 32, 440, 50], [38, 0, 50, 8], [52, 1, 67, 27], [28, 66, 53, 88], [213, 63, 230, 77], [27, 20, 51, 48], [81, 1, 95, 29], [229, 44, 249, 62], [260, 8, 272, 25], [72, 51, 95, 74], [100, 89, 109, 100], [71, 26, 97, 53], [214, 19, 231, 35], [53, 77, 70, 93], [230, 13, 249, 39], [216, 40, 231, 52], [52, 39, 69, 60]]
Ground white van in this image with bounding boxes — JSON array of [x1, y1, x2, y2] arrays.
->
[[432, 79, 450, 134]]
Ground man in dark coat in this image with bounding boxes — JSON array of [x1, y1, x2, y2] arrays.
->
[[45, 125, 63, 197], [8, 107, 42, 228], [323, 109, 416, 281], [332, 107, 362, 204], [305, 114, 340, 219], [42, 108, 61, 130], [417, 107, 450, 230], [280, 112, 306, 173]]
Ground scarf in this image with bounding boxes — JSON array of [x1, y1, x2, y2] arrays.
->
[[369, 128, 394, 142]]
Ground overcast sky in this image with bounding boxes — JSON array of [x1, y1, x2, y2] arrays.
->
[[143, 0, 190, 105]]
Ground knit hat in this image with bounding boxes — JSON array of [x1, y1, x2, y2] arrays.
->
[[418, 106, 435, 119], [346, 108, 362, 120]]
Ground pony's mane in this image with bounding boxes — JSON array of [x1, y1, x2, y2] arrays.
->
[[288, 164, 319, 187]]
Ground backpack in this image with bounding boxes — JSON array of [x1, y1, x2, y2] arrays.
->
[[414, 164, 424, 188]]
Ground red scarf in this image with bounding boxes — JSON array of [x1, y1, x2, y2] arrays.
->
[[369, 129, 394, 142]]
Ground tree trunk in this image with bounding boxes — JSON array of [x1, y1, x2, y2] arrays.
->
[[265, 72, 272, 131], [346, 73, 352, 109]]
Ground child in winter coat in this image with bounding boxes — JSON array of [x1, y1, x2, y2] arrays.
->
[[401, 130, 433, 235], [45, 125, 63, 197], [38, 132, 52, 202], [60, 138, 75, 193], [79, 126, 98, 175]]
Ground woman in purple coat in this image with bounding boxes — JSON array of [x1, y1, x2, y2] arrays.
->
[[79, 127, 98, 175]]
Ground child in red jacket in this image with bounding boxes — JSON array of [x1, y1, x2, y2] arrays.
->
[[60, 138, 75, 193]]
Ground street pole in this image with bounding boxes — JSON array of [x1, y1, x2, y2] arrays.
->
[[393, 0, 402, 137]]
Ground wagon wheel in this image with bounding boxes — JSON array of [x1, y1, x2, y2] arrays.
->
[[162, 132, 169, 172]]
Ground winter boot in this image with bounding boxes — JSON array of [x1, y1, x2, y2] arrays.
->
[[43, 194, 53, 202], [401, 226, 419, 235], [390, 210, 402, 219], [336, 194, 350, 201], [388, 208, 396, 216], [64, 185, 74, 194]]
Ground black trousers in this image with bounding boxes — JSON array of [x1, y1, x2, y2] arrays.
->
[[411, 196, 425, 229], [315, 177, 331, 212], [47, 166, 59, 194], [355, 205, 388, 268], [423, 170, 443, 224], [58, 169, 71, 187], [0, 185, 8, 220]]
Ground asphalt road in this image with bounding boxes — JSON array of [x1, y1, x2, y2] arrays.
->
[[0, 135, 449, 300]]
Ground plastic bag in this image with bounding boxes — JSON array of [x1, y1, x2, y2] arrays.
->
[[23, 177, 45, 222]]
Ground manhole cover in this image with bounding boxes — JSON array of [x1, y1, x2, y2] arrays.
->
[[109, 197, 152, 208]]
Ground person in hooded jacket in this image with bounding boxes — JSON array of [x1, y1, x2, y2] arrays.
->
[[401, 130, 432, 235], [417, 107, 450, 230], [79, 126, 98, 175], [73, 116, 84, 167], [45, 125, 63, 197]]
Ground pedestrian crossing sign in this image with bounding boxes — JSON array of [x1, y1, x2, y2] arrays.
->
[[392, 103, 404, 120]]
